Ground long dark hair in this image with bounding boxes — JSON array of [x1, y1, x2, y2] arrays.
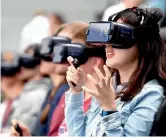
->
[[109, 7, 166, 101]]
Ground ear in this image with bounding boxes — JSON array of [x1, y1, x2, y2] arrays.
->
[[92, 57, 103, 68]]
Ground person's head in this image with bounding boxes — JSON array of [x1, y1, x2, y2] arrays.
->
[[57, 22, 106, 85], [19, 66, 41, 82], [105, 7, 166, 101], [1, 52, 23, 99], [39, 44, 56, 76], [40, 59, 55, 76], [47, 12, 65, 36], [19, 44, 41, 81]]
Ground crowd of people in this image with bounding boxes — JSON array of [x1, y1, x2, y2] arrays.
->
[[1, 0, 166, 136]]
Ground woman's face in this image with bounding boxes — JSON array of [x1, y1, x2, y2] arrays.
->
[[105, 44, 138, 69], [105, 19, 139, 70]]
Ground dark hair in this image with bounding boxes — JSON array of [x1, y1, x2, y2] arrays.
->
[[109, 7, 166, 101], [24, 43, 41, 58]]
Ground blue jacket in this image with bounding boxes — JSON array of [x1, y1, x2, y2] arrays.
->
[[65, 79, 165, 136], [36, 83, 69, 136]]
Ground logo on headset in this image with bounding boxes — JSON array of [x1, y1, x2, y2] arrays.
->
[[103, 27, 109, 36]]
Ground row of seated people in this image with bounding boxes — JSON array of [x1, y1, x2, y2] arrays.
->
[[1, 7, 166, 136]]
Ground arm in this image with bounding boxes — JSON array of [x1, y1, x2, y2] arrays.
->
[[99, 87, 164, 136], [65, 91, 86, 136]]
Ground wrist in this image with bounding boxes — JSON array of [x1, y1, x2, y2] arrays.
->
[[70, 86, 82, 94], [102, 102, 116, 111]]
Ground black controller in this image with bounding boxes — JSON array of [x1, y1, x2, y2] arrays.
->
[[72, 58, 80, 87], [14, 124, 23, 136]]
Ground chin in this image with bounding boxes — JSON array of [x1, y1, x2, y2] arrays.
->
[[106, 60, 114, 68], [106, 60, 119, 70]]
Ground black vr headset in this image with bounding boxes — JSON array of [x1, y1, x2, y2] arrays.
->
[[40, 36, 71, 61], [52, 43, 106, 66], [1, 53, 20, 77], [86, 8, 160, 49], [19, 54, 41, 68]]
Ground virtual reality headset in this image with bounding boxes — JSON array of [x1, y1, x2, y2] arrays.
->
[[40, 36, 71, 56], [52, 43, 106, 66], [86, 21, 159, 49], [19, 54, 41, 68], [1, 53, 20, 77]]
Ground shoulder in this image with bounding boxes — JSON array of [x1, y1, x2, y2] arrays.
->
[[138, 79, 164, 98], [129, 79, 165, 109]]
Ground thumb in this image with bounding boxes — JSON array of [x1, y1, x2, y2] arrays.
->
[[12, 119, 31, 136], [67, 56, 74, 66], [67, 56, 77, 72]]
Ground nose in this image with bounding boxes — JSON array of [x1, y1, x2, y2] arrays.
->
[[105, 44, 113, 52]]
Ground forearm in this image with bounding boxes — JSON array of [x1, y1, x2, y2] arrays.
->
[[65, 91, 86, 136]]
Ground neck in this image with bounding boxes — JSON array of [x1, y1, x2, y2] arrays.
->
[[5, 81, 24, 99], [118, 61, 138, 84], [29, 67, 42, 81], [29, 74, 42, 81], [49, 73, 66, 87]]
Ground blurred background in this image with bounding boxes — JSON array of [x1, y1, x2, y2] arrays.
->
[[1, 0, 114, 51], [2, 0, 166, 52]]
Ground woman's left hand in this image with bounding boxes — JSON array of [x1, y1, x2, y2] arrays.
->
[[82, 65, 116, 111]]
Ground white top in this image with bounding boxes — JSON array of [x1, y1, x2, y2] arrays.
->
[[102, 2, 126, 21], [19, 16, 50, 53], [0, 101, 7, 129]]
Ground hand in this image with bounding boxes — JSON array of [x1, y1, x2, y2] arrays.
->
[[66, 56, 85, 93], [11, 119, 31, 136], [82, 65, 116, 111]]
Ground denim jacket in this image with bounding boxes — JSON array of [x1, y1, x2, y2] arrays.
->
[[65, 79, 165, 136]]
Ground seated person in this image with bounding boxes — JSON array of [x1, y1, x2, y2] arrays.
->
[[1, 52, 24, 132]]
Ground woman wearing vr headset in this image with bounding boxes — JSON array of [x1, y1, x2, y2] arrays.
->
[[65, 7, 166, 136]]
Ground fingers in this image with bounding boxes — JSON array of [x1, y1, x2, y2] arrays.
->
[[103, 65, 111, 78], [66, 75, 79, 86], [109, 77, 114, 91], [11, 119, 20, 136], [67, 56, 74, 66], [12, 119, 18, 126], [82, 86, 97, 97], [18, 122, 27, 131], [66, 67, 84, 86], [11, 126, 20, 136], [94, 67, 105, 80], [67, 56, 77, 72], [11, 119, 31, 136], [100, 78, 106, 89], [67, 71, 79, 81], [105, 77, 111, 89]]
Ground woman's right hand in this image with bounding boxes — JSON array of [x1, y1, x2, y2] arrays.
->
[[11, 119, 31, 136], [66, 56, 85, 93]]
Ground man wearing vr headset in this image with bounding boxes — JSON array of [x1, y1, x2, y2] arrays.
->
[[1, 52, 24, 132], [64, 7, 166, 136], [51, 22, 105, 136], [8, 44, 51, 135]]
